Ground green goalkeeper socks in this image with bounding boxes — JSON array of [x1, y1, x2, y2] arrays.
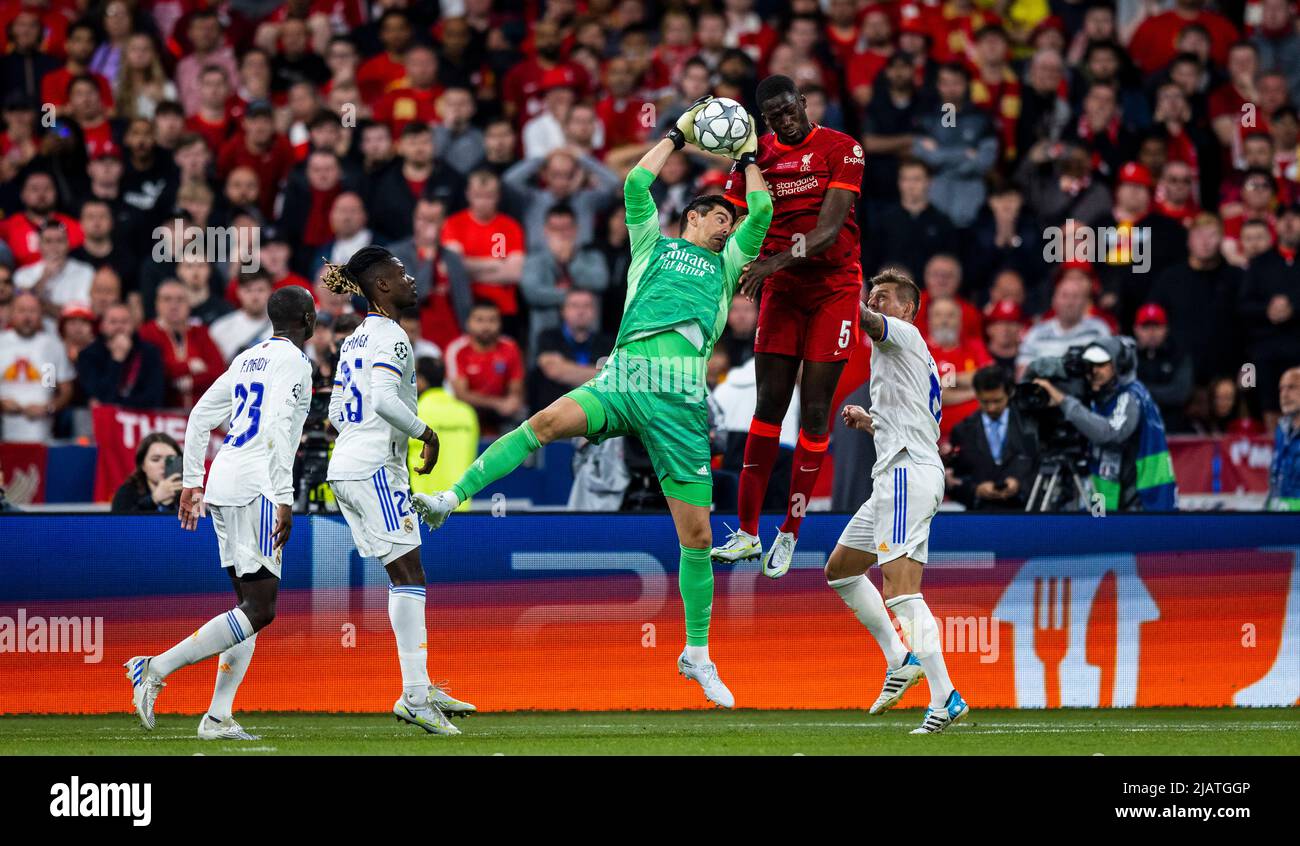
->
[[678, 545, 714, 647], [451, 421, 542, 503]]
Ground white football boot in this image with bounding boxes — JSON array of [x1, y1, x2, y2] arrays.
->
[[124, 656, 164, 730], [393, 692, 461, 736], [429, 683, 477, 718], [198, 714, 260, 740], [910, 690, 970, 735], [868, 652, 926, 715], [677, 649, 735, 709], [710, 524, 762, 563], [411, 491, 457, 529], [762, 530, 796, 579]]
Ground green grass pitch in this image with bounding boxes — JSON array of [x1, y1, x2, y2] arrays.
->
[[2, 708, 1297, 755]]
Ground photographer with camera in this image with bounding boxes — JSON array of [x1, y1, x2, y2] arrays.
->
[[111, 432, 183, 513], [1031, 336, 1178, 512]]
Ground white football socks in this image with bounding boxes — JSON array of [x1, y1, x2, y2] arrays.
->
[[151, 608, 254, 680], [206, 633, 257, 721], [828, 574, 909, 669], [886, 593, 954, 709], [686, 644, 711, 666], [388, 584, 431, 704]]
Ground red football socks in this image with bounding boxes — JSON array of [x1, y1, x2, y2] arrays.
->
[[737, 417, 782, 536], [780, 429, 829, 538]]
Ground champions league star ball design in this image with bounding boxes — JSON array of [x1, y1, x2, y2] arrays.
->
[[693, 98, 752, 155]]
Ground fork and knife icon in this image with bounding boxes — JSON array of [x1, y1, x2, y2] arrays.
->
[[1033, 577, 1071, 709]]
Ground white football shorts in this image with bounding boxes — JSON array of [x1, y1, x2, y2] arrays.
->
[[836, 450, 943, 565], [209, 495, 283, 578], [329, 465, 421, 565]]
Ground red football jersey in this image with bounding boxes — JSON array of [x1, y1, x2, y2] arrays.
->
[[445, 335, 524, 399], [724, 125, 864, 292]]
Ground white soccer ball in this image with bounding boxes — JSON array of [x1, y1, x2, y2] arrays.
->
[[693, 97, 752, 155]]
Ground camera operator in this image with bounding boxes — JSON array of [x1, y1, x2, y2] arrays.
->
[[1032, 336, 1178, 512], [947, 366, 1038, 510]]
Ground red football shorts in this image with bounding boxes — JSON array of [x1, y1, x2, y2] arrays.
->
[[754, 269, 863, 362]]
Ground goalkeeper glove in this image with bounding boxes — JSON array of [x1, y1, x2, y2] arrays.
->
[[732, 116, 759, 166], [666, 96, 714, 150]]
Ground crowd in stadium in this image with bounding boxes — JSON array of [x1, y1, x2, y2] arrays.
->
[[1, 0, 1299, 503]]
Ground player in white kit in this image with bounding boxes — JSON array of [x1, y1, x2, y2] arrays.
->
[[825, 268, 969, 734], [124, 286, 316, 739], [321, 245, 473, 736]]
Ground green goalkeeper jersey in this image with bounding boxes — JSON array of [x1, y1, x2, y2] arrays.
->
[[614, 166, 773, 359]]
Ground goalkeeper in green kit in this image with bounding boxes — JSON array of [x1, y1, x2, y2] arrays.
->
[[413, 98, 772, 707]]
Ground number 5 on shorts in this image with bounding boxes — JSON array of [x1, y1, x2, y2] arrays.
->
[[838, 319, 852, 349]]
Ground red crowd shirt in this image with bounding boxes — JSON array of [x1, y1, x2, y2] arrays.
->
[[969, 65, 1021, 161], [723, 125, 864, 292], [925, 2, 1003, 65], [40, 68, 114, 109], [445, 334, 524, 399], [441, 210, 526, 315], [81, 120, 115, 159], [846, 47, 892, 103], [1129, 10, 1240, 74], [595, 96, 651, 150], [373, 85, 444, 138], [223, 271, 314, 307], [917, 292, 985, 347], [929, 337, 993, 439], [0, 3, 69, 56], [186, 111, 238, 153], [137, 319, 226, 410], [1, 212, 84, 267], [356, 53, 407, 105], [216, 132, 296, 219], [419, 248, 461, 351], [501, 59, 589, 125], [825, 23, 861, 70]]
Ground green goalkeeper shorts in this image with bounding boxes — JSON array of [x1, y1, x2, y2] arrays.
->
[[565, 329, 713, 506]]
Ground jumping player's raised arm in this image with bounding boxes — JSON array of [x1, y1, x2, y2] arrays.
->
[[860, 300, 924, 350], [624, 138, 674, 247], [860, 301, 889, 343], [623, 97, 721, 274], [722, 160, 773, 290]]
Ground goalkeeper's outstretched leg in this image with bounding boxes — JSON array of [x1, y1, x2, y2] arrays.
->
[[412, 396, 590, 527]]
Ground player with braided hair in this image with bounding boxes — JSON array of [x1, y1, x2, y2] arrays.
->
[[323, 245, 475, 736]]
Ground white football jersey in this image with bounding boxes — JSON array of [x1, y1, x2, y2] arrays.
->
[[183, 336, 314, 506], [868, 315, 943, 477], [327, 313, 419, 481]]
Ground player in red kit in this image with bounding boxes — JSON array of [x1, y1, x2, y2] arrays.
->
[[713, 75, 866, 578]]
